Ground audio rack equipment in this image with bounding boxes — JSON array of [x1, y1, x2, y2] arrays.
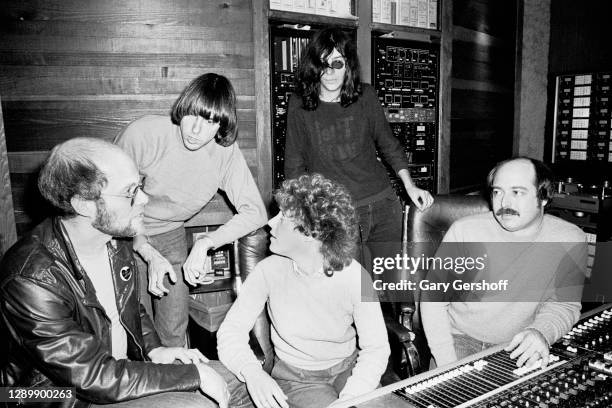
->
[[339, 303, 612, 408], [270, 26, 312, 189], [372, 37, 439, 198], [552, 72, 612, 164], [550, 71, 612, 191]]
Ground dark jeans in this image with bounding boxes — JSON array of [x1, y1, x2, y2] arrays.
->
[[356, 192, 403, 305], [136, 227, 190, 347], [271, 351, 358, 408]]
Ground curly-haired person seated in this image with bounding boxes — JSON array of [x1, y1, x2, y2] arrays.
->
[[217, 174, 390, 408]]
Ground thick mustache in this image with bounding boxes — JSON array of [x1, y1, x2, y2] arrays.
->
[[496, 208, 520, 216]]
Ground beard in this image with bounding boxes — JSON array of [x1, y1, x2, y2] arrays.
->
[[92, 200, 139, 238]]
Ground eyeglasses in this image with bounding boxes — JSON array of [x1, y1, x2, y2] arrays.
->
[[321, 59, 345, 71], [101, 179, 145, 206]]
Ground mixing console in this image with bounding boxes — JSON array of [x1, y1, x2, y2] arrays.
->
[[340, 304, 612, 408]]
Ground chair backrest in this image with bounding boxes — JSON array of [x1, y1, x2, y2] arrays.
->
[[403, 194, 490, 338], [236, 227, 274, 372], [395, 195, 490, 303], [405, 194, 491, 260]]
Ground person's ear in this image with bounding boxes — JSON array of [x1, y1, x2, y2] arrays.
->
[[70, 196, 97, 219]]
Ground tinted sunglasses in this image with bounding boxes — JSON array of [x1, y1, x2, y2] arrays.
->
[[321, 59, 345, 70]]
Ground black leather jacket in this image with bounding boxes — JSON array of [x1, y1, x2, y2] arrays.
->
[[0, 218, 200, 407]]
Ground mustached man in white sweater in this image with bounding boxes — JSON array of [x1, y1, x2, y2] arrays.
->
[[421, 158, 587, 370], [217, 174, 390, 408]]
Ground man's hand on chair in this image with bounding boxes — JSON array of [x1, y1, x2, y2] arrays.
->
[[405, 185, 434, 211]]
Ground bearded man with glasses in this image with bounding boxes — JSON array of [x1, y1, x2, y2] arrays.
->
[[0, 138, 254, 408]]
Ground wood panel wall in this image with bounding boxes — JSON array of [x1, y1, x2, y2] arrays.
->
[[449, 0, 517, 193], [0, 98, 17, 255], [0, 0, 258, 236]]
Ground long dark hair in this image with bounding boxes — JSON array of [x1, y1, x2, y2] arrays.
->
[[170, 73, 238, 146], [296, 28, 362, 110]]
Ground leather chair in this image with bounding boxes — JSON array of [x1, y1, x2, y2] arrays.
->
[[394, 194, 490, 374], [235, 227, 274, 373]]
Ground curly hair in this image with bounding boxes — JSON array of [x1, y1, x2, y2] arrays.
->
[[170, 73, 238, 147], [274, 173, 358, 273], [296, 28, 362, 111]]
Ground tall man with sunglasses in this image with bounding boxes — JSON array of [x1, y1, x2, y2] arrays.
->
[[0, 138, 233, 408], [284, 28, 433, 313]]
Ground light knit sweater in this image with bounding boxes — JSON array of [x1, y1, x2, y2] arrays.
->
[[217, 255, 390, 400], [421, 212, 587, 367], [115, 115, 266, 246]]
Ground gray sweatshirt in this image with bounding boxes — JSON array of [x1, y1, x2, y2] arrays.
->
[[115, 115, 266, 247]]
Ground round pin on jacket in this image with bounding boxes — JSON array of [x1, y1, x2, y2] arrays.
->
[[119, 266, 132, 281]]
